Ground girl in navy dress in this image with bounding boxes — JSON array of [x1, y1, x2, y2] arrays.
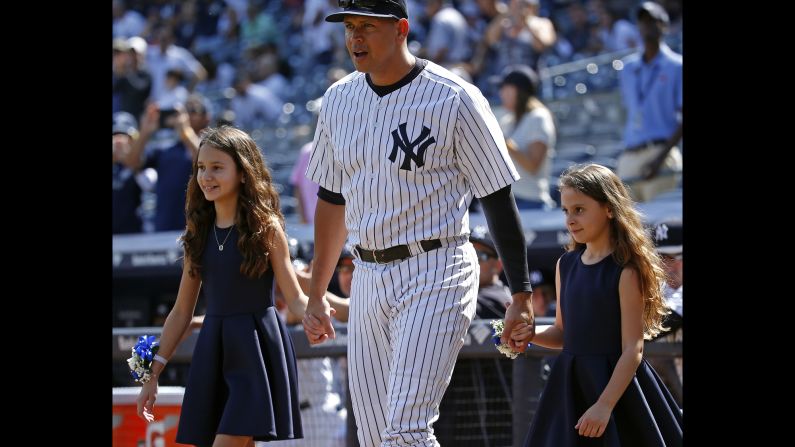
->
[[136, 126, 307, 447], [511, 163, 682, 446]]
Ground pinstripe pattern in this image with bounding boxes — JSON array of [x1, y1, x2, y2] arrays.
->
[[306, 60, 519, 446], [306, 61, 519, 250], [348, 244, 479, 446]]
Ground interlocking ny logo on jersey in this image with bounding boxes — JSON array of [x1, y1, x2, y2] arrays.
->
[[388, 123, 435, 171]]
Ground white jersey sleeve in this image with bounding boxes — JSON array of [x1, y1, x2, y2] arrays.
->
[[305, 95, 343, 193], [454, 88, 520, 198]]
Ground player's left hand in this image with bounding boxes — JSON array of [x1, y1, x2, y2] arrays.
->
[[575, 401, 611, 437], [501, 291, 535, 352]]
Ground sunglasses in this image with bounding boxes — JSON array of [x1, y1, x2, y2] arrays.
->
[[476, 250, 497, 262]]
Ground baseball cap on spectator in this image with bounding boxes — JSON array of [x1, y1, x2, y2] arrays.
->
[[113, 111, 138, 138], [127, 36, 148, 55], [338, 248, 355, 270], [652, 220, 682, 255], [469, 225, 497, 256], [497, 65, 540, 97], [326, 0, 409, 22], [637, 2, 669, 25], [113, 37, 131, 52], [529, 268, 553, 288]]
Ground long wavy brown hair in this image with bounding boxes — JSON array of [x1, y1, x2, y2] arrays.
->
[[181, 126, 284, 279], [559, 163, 668, 339]]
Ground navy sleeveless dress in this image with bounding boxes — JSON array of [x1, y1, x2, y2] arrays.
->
[[523, 248, 682, 446], [176, 226, 303, 445]]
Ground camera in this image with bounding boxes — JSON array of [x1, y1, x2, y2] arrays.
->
[[158, 109, 178, 129]]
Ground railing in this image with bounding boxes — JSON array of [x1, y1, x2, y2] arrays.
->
[[538, 49, 635, 102], [113, 319, 681, 446]]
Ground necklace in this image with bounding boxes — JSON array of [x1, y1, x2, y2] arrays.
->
[[213, 224, 235, 251]]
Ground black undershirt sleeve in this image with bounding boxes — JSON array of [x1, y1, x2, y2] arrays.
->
[[317, 186, 345, 205], [478, 185, 532, 294]]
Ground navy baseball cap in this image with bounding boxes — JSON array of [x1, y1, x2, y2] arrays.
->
[[112, 111, 138, 137], [652, 220, 682, 255], [469, 225, 497, 255], [529, 268, 553, 288], [326, 0, 409, 22], [637, 2, 669, 25]]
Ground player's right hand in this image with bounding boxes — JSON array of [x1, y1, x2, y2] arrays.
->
[[303, 296, 335, 345]]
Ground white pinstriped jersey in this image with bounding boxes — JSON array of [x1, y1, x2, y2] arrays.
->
[[307, 60, 519, 250]]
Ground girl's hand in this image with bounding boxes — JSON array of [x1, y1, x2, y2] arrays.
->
[[136, 380, 159, 422], [575, 401, 611, 438], [510, 322, 534, 346]]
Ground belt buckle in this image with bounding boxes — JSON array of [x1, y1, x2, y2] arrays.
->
[[373, 249, 387, 264]]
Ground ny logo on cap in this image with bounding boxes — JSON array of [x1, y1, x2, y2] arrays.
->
[[388, 123, 435, 171], [655, 223, 669, 242]]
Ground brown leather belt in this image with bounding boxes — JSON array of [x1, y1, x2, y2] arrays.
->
[[355, 239, 442, 264]]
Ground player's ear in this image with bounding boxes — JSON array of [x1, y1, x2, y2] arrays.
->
[[396, 18, 410, 39]]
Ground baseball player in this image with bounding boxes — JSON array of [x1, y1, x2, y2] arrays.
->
[[302, 1, 535, 446]]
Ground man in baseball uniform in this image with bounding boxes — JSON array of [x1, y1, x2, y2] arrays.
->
[[302, 1, 535, 446]]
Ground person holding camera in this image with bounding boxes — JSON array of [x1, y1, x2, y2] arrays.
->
[[125, 93, 212, 231]]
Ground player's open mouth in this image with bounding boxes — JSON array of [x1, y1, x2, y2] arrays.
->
[[353, 51, 368, 59]]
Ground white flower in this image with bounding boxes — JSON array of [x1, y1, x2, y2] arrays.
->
[[491, 319, 521, 359]]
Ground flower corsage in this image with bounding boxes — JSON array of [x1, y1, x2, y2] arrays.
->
[[491, 319, 521, 359], [127, 335, 160, 384]]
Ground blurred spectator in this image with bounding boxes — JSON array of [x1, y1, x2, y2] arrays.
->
[[157, 67, 190, 110], [335, 249, 355, 298], [229, 69, 283, 131], [113, 37, 152, 121], [648, 220, 683, 406], [126, 94, 210, 231], [190, 0, 228, 56], [147, 25, 208, 103], [422, 0, 471, 66], [240, 2, 278, 51], [658, 0, 682, 53], [253, 45, 291, 101], [529, 267, 555, 317], [563, 1, 596, 56], [497, 65, 557, 209], [195, 52, 236, 100], [112, 0, 145, 39], [303, 0, 346, 66], [467, 0, 509, 100], [290, 141, 319, 224], [469, 226, 511, 319], [593, 4, 640, 53], [113, 112, 154, 234], [482, 0, 556, 72], [617, 2, 682, 202]]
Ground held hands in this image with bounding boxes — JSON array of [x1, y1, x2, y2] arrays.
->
[[501, 292, 535, 353], [302, 296, 336, 345], [575, 401, 611, 438], [136, 380, 158, 422]]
